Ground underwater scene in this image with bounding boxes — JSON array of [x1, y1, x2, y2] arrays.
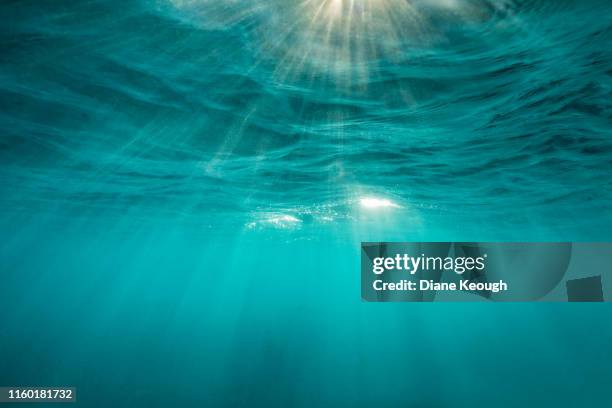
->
[[1, 0, 612, 406]]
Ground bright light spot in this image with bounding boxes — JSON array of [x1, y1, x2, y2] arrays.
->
[[269, 214, 301, 225], [359, 197, 400, 209], [246, 213, 302, 230]]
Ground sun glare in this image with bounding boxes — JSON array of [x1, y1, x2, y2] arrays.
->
[[359, 197, 400, 209]]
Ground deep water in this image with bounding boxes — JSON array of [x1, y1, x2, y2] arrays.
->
[[1, 0, 612, 406]]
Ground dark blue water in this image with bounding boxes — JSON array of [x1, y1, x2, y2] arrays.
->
[[1, 0, 612, 406]]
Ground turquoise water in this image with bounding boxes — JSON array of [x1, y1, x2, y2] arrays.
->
[[1, 0, 612, 406]]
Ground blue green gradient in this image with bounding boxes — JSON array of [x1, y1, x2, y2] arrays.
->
[[1, 0, 612, 406]]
